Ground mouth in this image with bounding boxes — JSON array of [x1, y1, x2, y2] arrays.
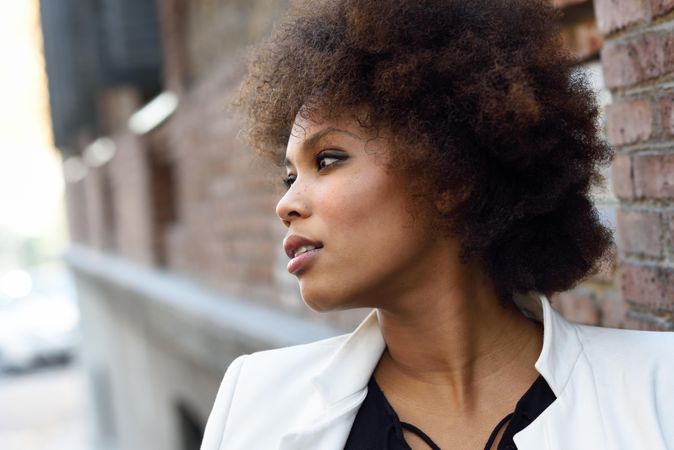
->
[[283, 234, 324, 260], [287, 246, 322, 274], [292, 244, 324, 258], [283, 234, 324, 274]]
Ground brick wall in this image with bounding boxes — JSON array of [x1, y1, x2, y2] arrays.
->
[[542, 1, 622, 328], [62, 0, 674, 333], [164, 60, 285, 308], [558, 1, 604, 61], [173, 0, 290, 86], [64, 177, 89, 244], [151, 0, 367, 330], [62, 0, 644, 330], [597, 0, 674, 330]]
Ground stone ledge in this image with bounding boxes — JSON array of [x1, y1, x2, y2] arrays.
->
[[63, 244, 344, 372]]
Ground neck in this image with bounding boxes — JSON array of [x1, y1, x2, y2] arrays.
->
[[373, 244, 544, 415]]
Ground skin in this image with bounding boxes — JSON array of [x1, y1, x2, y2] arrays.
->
[[276, 111, 545, 450]]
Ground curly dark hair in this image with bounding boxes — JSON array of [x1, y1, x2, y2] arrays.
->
[[238, 0, 615, 306]]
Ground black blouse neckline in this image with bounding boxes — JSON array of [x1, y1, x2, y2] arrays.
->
[[344, 371, 556, 450]]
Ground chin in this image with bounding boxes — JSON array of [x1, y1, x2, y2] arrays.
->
[[300, 284, 366, 313], [300, 291, 337, 313], [299, 282, 344, 313]]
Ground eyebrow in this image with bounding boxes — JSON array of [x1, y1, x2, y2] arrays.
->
[[283, 127, 362, 168]]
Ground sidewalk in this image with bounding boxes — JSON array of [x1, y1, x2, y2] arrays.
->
[[0, 364, 91, 450]]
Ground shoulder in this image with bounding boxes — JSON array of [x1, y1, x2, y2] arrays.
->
[[221, 330, 351, 400], [201, 332, 351, 449], [239, 331, 350, 376], [569, 324, 674, 442], [575, 323, 674, 376], [576, 323, 674, 359]]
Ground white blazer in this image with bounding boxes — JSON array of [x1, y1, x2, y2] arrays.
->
[[201, 293, 674, 449]]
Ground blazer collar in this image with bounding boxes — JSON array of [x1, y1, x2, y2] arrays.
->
[[312, 291, 583, 406]]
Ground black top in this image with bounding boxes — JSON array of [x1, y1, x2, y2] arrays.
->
[[344, 372, 556, 450]]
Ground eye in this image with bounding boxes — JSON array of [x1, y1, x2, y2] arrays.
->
[[282, 174, 296, 189], [316, 150, 346, 170], [281, 151, 347, 190]]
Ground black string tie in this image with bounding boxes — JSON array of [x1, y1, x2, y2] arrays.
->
[[483, 412, 515, 450]]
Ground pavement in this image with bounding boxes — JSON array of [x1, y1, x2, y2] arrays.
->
[[0, 363, 91, 450]]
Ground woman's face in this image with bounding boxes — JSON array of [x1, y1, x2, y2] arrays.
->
[[276, 111, 441, 312]]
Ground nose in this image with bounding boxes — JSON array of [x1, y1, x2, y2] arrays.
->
[[275, 182, 310, 227]]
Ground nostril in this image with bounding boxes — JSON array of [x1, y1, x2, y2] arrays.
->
[[284, 210, 301, 222]]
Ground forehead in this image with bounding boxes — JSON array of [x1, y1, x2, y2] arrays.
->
[[284, 111, 370, 165], [289, 110, 360, 142], [283, 107, 396, 171]]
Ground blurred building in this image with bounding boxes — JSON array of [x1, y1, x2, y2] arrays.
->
[[0, 0, 67, 271], [37, 0, 674, 449]]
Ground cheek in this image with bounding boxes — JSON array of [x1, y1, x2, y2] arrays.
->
[[320, 171, 415, 255]]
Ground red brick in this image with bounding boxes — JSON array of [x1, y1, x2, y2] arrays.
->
[[97, 87, 142, 133], [588, 246, 619, 283], [662, 274, 674, 311], [651, 0, 674, 18], [160, 60, 292, 311], [616, 209, 662, 257], [83, 165, 115, 252], [64, 177, 89, 243], [108, 131, 156, 265], [623, 314, 670, 330], [554, 291, 601, 325], [611, 154, 634, 200], [662, 211, 674, 259], [552, 0, 587, 6], [596, 289, 629, 328], [605, 99, 654, 146], [633, 153, 674, 199], [660, 95, 674, 138], [560, 18, 604, 60], [594, 0, 647, 34], [601, 31, 674, 88], [156, 0, 189, 94], [619, 263, 667, 307]]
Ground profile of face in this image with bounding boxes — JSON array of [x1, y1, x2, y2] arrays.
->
[[276, 111, 443, 312]]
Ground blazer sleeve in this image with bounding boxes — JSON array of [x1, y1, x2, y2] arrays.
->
[[200, 354, 248, 450]]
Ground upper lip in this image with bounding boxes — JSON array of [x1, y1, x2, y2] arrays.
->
[[283, 234, 323, 259]]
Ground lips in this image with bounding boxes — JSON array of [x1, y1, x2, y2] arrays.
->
[[283, 234, 324, 275], [283, 234, 324, 259]]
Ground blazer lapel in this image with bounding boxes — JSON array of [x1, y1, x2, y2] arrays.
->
[[513, 372, 609, 450], [278, 388, 369, 450], [279, 309, 386, 450], [514, 293, 609, 450], [280, 293, 601, 450]]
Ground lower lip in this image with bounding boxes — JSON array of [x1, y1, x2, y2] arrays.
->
[[287, 248, 321, 274]]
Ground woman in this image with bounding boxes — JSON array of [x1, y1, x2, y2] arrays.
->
[[201, 0, 674, 449]]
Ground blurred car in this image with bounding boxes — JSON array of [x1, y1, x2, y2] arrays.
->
[[0, 266, 80, 372]]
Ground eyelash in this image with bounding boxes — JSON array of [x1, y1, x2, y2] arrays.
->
[[282, 151, 345, 189]]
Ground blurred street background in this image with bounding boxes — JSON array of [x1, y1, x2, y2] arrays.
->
[[1, 0, 673, 449], [0, 1, 89, 449], [0, 364, 89, 450]]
